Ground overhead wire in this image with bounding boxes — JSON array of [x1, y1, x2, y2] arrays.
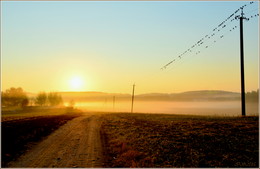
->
[[131, 1, 259, 95], [160, 1, 258, 70]]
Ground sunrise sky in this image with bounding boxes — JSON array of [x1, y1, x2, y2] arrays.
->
[[1, 1, 259, 94]]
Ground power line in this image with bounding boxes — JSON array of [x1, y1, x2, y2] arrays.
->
[[248, 13, 260, 19], [161, 17, 237, 69], [161, 1, 258, 70]]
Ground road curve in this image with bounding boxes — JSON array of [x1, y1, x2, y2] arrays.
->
[[7, 115, 104, 168]]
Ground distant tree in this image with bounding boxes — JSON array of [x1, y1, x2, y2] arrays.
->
[[48, 92, 63, 106], [1, 87, 29, 107], [35, 92, 47, 106], [21, 98, 29, 108], [246, 89, 259, 102]]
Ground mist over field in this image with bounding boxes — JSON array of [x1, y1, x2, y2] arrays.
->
[[64, 100, 257, 116], [55, 90, 259, 116]]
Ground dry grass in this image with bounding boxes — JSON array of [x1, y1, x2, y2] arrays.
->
[[100, 113, 259, 168], [1, 106, 77, 121]]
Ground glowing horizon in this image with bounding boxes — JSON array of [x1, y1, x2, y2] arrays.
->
[[2, 1, 259, 95]]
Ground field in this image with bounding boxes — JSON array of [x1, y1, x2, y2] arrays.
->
[[100, 113, 259, 168], [1, 107, 82, 167], [1, 108, 259, 168]]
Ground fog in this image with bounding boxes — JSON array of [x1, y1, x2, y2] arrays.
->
[[65, 101, 259, 116]]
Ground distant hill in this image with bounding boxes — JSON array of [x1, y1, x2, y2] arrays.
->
[[137, 90, 240, 101], [50, 90, 241, 102], [59, 91, 131, 102], [25, 90, 259, 102]]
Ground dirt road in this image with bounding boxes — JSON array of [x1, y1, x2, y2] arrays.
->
[[7, 115, 104, 168]]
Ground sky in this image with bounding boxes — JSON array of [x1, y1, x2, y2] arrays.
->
[[1, 1, 259, 94]]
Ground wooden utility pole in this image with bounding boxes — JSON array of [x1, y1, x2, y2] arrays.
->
[[113, 96, 115, 110], [236, 7, 249, 116], [131, 84, 135, 113]]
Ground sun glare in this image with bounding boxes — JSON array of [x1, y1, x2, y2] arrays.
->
[[70, 76, 84, 91]]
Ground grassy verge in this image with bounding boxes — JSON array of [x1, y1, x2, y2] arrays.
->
[[100, 113, 259, 168], [1, 107, 82, 167], [1, 106, 77, 121]]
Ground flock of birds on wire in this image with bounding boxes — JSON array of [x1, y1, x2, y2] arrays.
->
[[161, 1, 259, 70]]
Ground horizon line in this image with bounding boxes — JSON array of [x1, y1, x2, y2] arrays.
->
[[23, 89, 248, 95]]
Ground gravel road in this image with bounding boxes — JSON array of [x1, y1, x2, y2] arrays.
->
[[7, 115, 104, 168]]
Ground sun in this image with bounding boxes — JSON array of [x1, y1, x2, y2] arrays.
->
[[70, 76, 84, 91]]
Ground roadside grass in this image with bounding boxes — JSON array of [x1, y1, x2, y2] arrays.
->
[[100, 113, 259, 168], [1, 107, 82, 167], [1, 106, 78, 121]]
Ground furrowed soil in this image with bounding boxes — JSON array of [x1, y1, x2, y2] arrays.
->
[[100, 113, 259, 168]]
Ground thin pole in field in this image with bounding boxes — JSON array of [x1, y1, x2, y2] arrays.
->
[[131, 84, 135, 113], [113, 96, 115, 110], [236, 7, 249, 116]]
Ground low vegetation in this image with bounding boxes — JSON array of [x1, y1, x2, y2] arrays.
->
[[101, 113, 259, 168], [1, 107, 82, 167]]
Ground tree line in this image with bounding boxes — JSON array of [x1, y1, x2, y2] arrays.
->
[[1, 87, 63, 108], [246, 89, 259, 102]]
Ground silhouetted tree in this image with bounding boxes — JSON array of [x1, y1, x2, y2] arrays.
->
[[48, 92, 63, 106], [21, 98, 29, 108], [246, 89, 259, 102], [1, 87, 29, 107], [35, 92, 47, 106]]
